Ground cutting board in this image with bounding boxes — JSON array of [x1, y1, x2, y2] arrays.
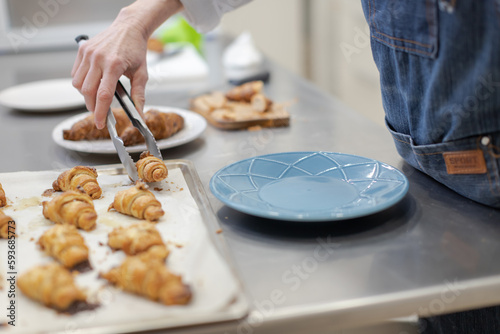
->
[[190, 94, 290, 130]]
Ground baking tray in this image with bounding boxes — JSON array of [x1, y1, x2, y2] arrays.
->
[[0, 160, 249, 334]]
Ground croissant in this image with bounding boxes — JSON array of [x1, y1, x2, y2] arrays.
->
[[38, 225, 89, 269], [136, 151, 168, 182], [108, 222, 167, 256], [108, 182, 164, 221], [0, 210, 15, 239], [121, 110, 184, 146], [0, 182, 6, 207], [135, 244, 170, 262], [251, 93, 272, 112], [226, 81, 263, 102], [63, 108, 130, 141], [42, 190, 97, 231], [101, 255, 191, 305], [17, 263, 87, 311], [52, 166, 102, 199]]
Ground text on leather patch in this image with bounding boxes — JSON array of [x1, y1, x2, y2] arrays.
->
[[442, 150, 487, 175]]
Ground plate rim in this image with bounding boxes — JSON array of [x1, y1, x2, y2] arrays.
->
[[210, 151, 409, 222], [0, 78, 85, 112], [52, 105, 207, 154]]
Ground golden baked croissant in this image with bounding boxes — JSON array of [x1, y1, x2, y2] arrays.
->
[[38, 225, 89, 269], [108, 182, 164, 221], [0, 209, 14, 239], [108, 222, 167, 256], [63, 108, 130, 141], [226, 81, 263, 102], [43, 190, 97, 231], [101, 254, 191, 305], [52, 166, 102, 199], [136, 151, 168, 182], [121, 110, 184, 146], [135, 244, 170, 262], [18, 263, 87, 311], [0, 182, 6, 207]]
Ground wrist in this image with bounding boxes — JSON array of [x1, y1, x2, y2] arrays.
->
[[117, 0, 183, 39]]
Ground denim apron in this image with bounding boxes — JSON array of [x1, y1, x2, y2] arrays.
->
[[360, 0, 500, 208]]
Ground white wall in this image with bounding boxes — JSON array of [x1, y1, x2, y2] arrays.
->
[[219, 0, 385, 127], [219, 0, 305, 77]]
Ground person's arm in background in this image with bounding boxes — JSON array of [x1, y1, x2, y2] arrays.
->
[[71, 0, 252, 130]]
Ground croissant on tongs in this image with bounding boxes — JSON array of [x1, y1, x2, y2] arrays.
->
[[0, 209, 15, 239], [108, 182, 164, 222], [63, 108, 131, 141], [0, 182, 6, 207], [136, 151, 168, 183], [43, 190, 97, 231], [38, 225, 90, 270], [121, 110, 184, 146], [17, 263, 87, 311], [52, 166, 102, 199], [101, 253, 191, 305]]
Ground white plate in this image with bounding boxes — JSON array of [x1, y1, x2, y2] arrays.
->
[[0, 78, 85, 112], [52, 105, 207, 154]]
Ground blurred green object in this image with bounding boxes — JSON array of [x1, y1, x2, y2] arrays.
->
[[157, 17, 203, 53]]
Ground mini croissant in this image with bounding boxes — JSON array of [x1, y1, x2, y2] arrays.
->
[[108, 182, 164, 221], [0, 210, 14, 239], [18, 263, 87, 311], [121, 110, 184, 146], [0, 182, 6, 207], [101, 253, 191, 305], [225, 81, 263, 102], [108, 222, 167, 256], [52, 166, 102, 199], [43, 190, 97, 231], [63, 108, 131, 141], [136, 151, 168, 183], [38, 225, 89, 269]]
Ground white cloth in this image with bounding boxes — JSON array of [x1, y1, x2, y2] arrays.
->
[[180, 0, 252, 32]]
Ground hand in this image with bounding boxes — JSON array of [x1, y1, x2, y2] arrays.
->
[[71, 0, 183, 129]]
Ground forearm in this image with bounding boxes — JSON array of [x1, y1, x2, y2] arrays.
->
[[117, 0, 184, 39]]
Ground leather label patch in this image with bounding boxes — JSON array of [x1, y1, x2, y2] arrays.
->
[[443, 150, 487, 175]]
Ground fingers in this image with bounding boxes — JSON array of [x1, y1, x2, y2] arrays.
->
[[71, 50, 90, 92], [71, 47, 84, 78], [129, 62, 149, 116], [94, 70, 121, 130], [81, 64, 103, 112]]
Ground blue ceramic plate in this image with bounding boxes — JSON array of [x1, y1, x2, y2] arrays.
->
[[210, 151, 409, 221]]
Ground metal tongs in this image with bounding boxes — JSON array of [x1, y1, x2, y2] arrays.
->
[[75, 35, 162, 181]]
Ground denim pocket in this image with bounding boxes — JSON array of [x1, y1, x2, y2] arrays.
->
[[387, 119, 500, 207], [367, 0, 439, 58]]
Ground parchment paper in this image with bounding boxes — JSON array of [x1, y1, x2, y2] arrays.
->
[[0, 165, 244, 333]]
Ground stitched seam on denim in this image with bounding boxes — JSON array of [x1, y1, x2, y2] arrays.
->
[[391, 135, 411, 145], [371, 35, 434, 56], [373, 31, 432, 48], [369, 0, 377, 31], [390, 134, 425, 170], [370, 0, 434, 52]]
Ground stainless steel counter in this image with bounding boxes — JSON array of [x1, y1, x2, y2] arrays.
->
[[1, 39, 499, 334]]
